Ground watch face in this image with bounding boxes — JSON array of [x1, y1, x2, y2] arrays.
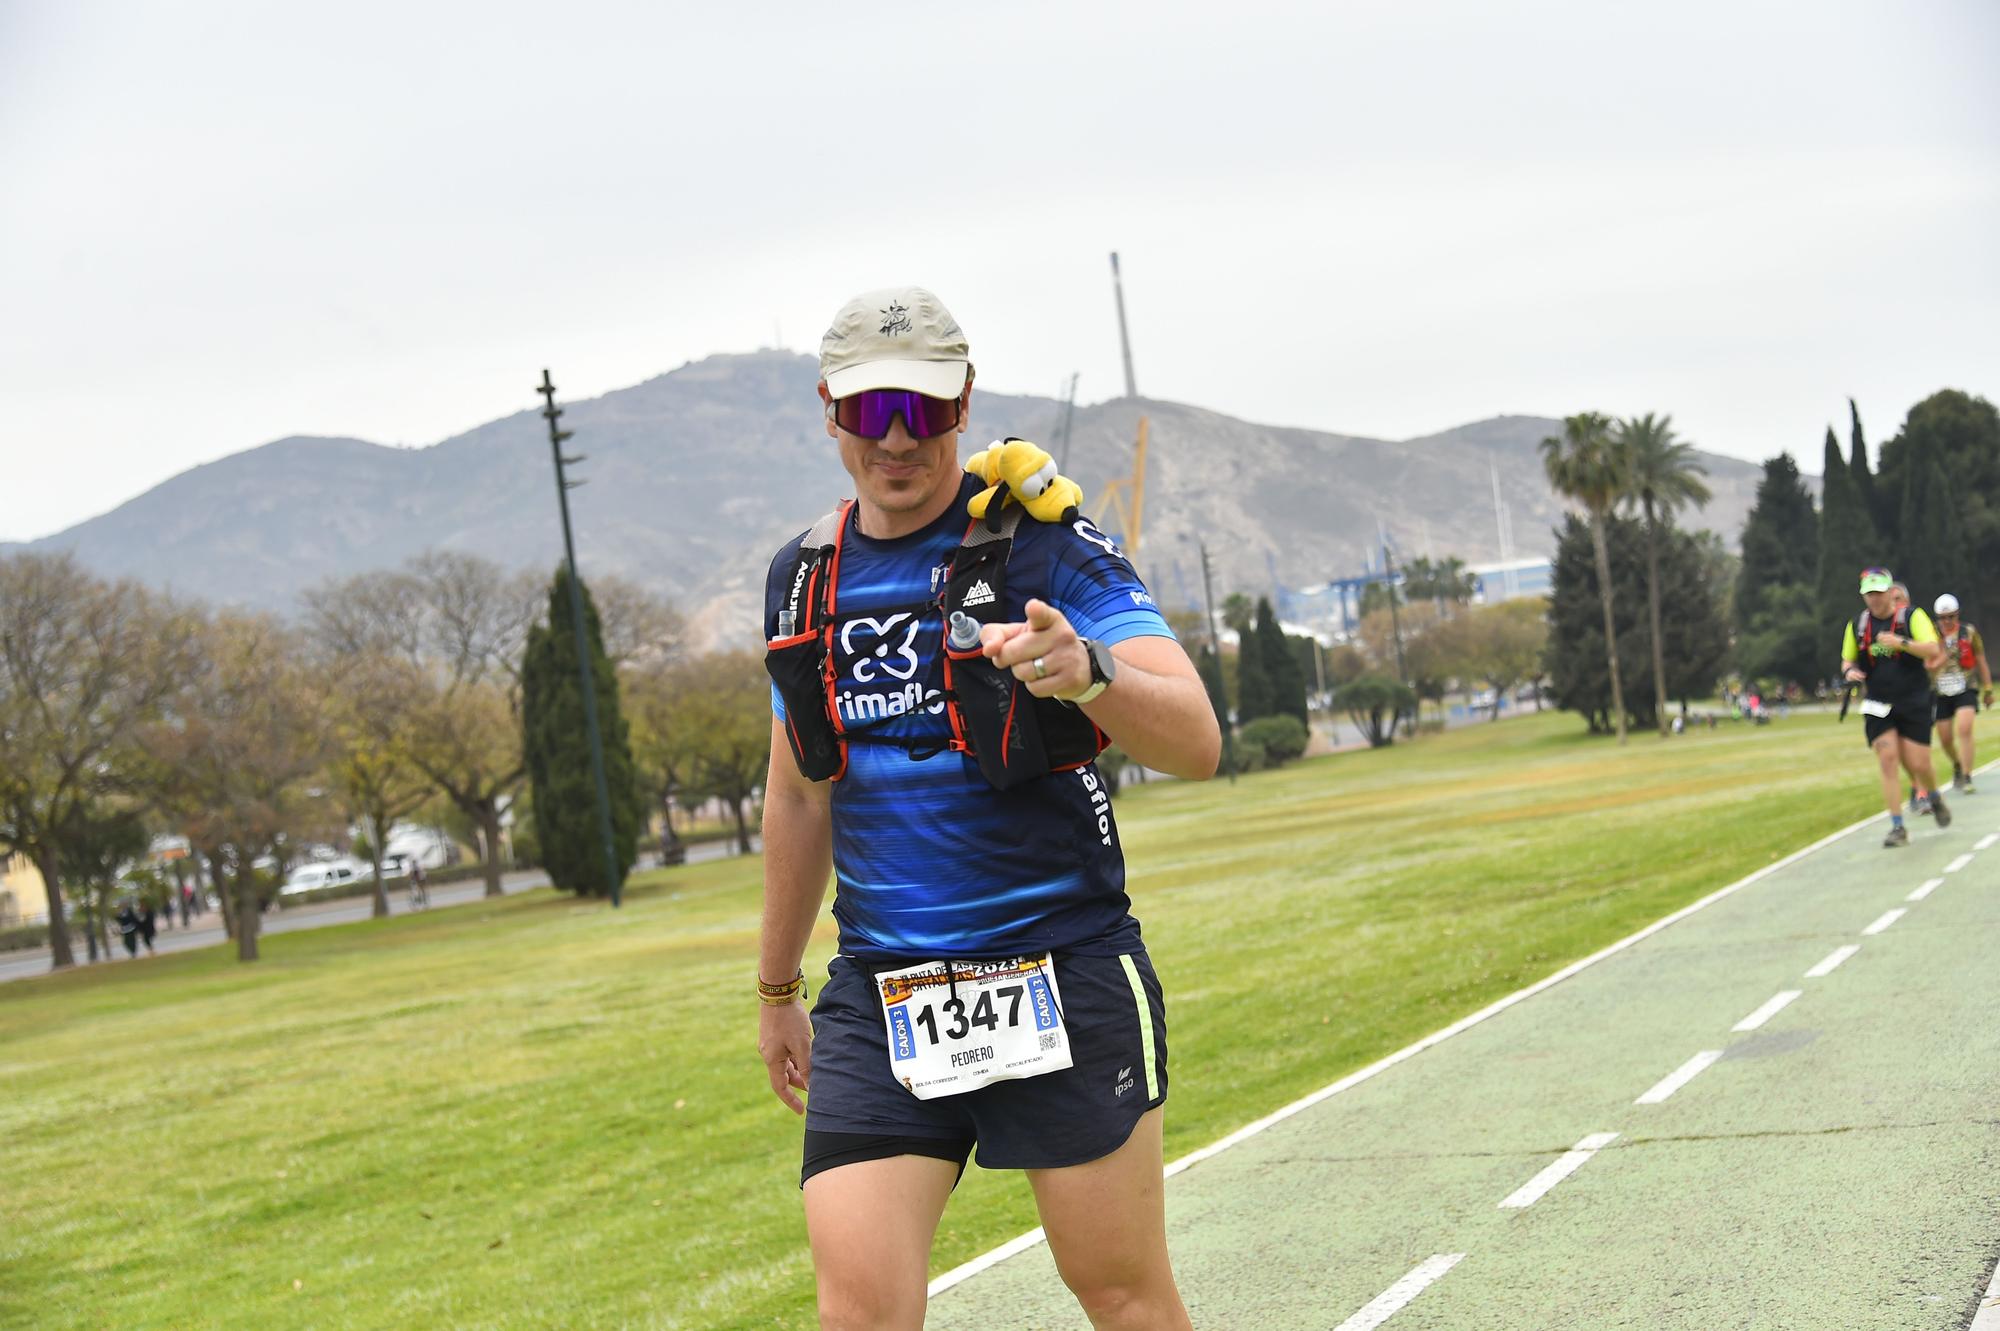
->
[[1089, 639, 1115, 684]]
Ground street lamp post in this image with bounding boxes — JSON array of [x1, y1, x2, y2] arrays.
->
[[537, 369, 624, 908]]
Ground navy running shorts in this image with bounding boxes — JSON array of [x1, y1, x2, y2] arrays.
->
[[799, 947, 1168, 1186]]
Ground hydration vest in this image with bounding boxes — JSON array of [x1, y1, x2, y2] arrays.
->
[[1953, 623, 1978, 670], [764, 500, 1107, 789], [1853, 607, 1910, 674]]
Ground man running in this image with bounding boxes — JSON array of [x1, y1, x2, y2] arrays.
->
[[1891, 582, 1935, 815], [1843, 568, 1951, 846], [1928, 593, 1992, 792], [757, 286, 1220, 1329]]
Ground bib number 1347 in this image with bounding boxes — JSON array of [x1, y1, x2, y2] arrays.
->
[[876, 954, 1071, 1100]]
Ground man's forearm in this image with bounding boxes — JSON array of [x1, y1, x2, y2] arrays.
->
[[1081, 650, 1222, 780], [759, 789, 833, 982]]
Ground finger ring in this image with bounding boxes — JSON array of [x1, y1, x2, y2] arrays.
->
[[1033, 657, 1047, 680]]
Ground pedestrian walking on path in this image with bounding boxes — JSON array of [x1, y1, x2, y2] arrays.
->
[[756, 286, 1220, 1329], [1842, 568, 1951, 846]]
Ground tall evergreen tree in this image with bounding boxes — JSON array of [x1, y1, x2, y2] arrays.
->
[[1196, 643, 1230, 732], [1234, 615, 1274, 724], [521, 566, 640, 898], [1877, 390, 2000, 623], [1849, 400, 1891, 547], [1735, 453, 1819, 630], [1815, 426, 1878, 647], [1894, 439, 1971, 617], [1253, 598, 1308, 725]]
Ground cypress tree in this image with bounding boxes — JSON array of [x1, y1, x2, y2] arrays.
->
[[1254, 597, 1308, 725], [1196, 643, 1231, 733], [1895, 440, 1970, 617], [1815, 426, 1877, 644], [521, 565, 641, 898], [1735, 453, 1819, 631], [1849, 399, 1891, 547], [1235, 617, 1274, 723]]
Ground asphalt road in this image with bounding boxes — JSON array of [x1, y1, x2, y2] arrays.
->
[[926, 797, 2000, 1329], [0, 836, 758, 986]]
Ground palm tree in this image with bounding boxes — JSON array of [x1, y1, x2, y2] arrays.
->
[[1617, 414, 1711, 737], [1540, 412, 1633, 743]]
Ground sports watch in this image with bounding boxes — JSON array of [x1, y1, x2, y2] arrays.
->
[[1067, 638, 1116, 705]]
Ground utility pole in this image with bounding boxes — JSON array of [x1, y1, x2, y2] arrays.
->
[[1197, 540, 1238, 784], [1056, 372, 1080, 472], [538, 369, 624, 908], [1381, 533, 1411, 739], [1109, 252, 1138, 399]]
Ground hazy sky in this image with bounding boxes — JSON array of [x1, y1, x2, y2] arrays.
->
[[3, 1, 1995, 543]]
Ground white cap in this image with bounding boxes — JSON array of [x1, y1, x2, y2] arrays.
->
[[1935, 593, 1960, 615], [819, 286, 971, 399]]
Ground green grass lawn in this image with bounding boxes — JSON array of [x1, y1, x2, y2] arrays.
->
[[0, 707, 1976, 1329]]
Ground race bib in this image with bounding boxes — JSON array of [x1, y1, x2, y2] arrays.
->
[[876, 954, 1071, 1100], [1937, 669, 1968, 697], [1859, 697, 1893, 718]]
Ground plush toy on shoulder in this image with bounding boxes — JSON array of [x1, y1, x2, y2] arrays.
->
[[964, 438, 1084, 527]]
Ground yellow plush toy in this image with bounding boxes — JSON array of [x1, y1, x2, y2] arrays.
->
[[965, 438, 1085, 526]]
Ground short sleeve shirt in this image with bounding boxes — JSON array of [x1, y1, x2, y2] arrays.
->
[[764, 474, 1175, 962]]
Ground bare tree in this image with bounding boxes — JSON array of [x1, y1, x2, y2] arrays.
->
[[0, 554, 196, 970], [146, 612, 330, 962]]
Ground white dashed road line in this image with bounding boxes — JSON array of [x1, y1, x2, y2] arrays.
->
[[1862, 908, 1906, 936], [1975, 833, 1998, 852], [1908, 877, 1944, 902], [1944, 853, 1975, 874], [1332, 1254, 1467, 1331], [1732, 990, 1802, 1032], [1498, 1133, 1619, 1210], [1805, 944, 1860, 978], [1635, 1050, 1723, 1105]]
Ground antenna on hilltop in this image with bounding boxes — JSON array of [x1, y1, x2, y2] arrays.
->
[[1109, 252, 1138, 399]]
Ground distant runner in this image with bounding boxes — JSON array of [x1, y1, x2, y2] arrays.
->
[[1927, 593, 1992, 793], [1842, 568, 1951, 847]]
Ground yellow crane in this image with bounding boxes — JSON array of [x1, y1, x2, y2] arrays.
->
[[1092, 252, 1149, 556]]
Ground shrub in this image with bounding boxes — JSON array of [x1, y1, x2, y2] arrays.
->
[[1239, 715, 1309, 767]]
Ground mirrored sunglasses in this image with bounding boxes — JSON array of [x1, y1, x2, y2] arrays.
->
[[831, 389, 962, 441]]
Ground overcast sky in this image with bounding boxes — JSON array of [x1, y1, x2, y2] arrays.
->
[[3, 1, 1995, 543]]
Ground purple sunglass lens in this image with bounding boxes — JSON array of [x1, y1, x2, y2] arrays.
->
[[835, 390, 960, 440]]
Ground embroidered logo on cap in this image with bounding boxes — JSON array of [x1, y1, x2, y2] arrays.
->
[[880, 301, 913, 337]]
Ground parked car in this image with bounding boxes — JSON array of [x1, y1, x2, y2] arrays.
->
[[279, 861, 361, 896]]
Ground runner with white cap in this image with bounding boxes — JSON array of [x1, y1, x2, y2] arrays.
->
[[1927, 593, 1991, 792]]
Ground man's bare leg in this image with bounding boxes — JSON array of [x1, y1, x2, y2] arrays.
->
[[1029, 1107, 1192, 1331], [804, 1154, 959, 1331]]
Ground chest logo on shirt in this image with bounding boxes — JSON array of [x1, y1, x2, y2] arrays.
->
[[842, 614, 923, 683]]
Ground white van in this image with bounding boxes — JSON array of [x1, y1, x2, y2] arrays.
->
[[280, 862, 361, 896]]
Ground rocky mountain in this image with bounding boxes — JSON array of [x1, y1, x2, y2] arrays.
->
[[8, 351, 1770, 647]]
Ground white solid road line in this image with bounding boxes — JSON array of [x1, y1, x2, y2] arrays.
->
[[1732, 990, 1802, 1033], [1332, 1253, 1467, 1331], [1975, 832, 1998, 852], [1499, 1133, 1619, 1210], [1944, 853, 1975, 873], [1908, 877, 1945, 902], [1970, 1248, 2000, 1330], [1636, 1050, 1723, 1105], [1862, 908, 1906, 936], [1805, 944, 1860, 978]]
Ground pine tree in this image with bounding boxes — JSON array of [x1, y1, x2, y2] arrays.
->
[[1235, 616, 1274, 723], [521, 565, 641, 897], [1196, 643, 1231, 734], [1254, 598, 1308, 725], [1735, 453, 1819, 629], [1815, 426, 1878, 648]]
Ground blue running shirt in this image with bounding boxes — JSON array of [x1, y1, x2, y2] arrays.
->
[[766, 474, 1174, 962]]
